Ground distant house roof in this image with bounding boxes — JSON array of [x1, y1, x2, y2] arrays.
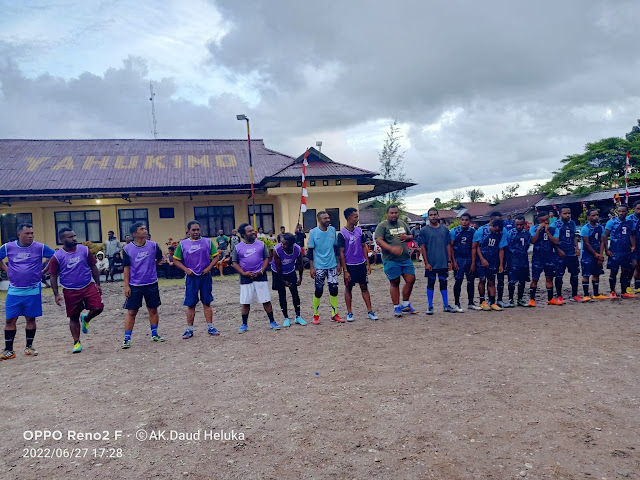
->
[[437, 209, 458, 219], [535, 186, 640, 207], [0, 141, 404, 201], [455, 202, 493, 218], [475, 194, 545, 220]]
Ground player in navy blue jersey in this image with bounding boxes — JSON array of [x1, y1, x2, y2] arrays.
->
[[503, 216, 531, 307], [473, 212, 511, 308], [552, 205, 582, 303], [626, 199, 640, 293], [529, 211, 562, 307], [580, 208, 608, 300], [449, 213, 477, 311], [602, 204, 636, 299], [472, 219, 507, 311]]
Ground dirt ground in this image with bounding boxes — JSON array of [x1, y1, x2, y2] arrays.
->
[[1, 262, 639, 480]]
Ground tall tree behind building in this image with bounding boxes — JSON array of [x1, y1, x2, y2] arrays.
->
[[378, 120, 408, 207]]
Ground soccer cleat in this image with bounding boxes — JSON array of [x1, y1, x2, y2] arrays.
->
[[497, 300, 508, 308], [480, 301, 491, 311], [557, 296, 565, 304], [295, 316, 307, 326], [81, 313, 89, 334], [269, 321, 281, 330], [426, 306, 434, 315], [452, 304, 465, 313], [393, 306, 404, 317], [152, 335, 165, 342], [182, 329, 194, 339], [237, 324, 248, 334], [346, 313, 354, 322], [609, 291, 618, 300], [570, 295, 584, 303], [0, 349, 16, 360], [313, 315, 320, 324], [582, 296, 593, 302], [24, 346, 38, 356], [121, 339, 131, 349], [443, 305, 456, 313], [490, 303, 503, 311], [626, 287, 636, 295], [72, 341, 82, 353], [636, 287, 640, 294], [547, 298, 563, 306], [282, 318, 291, 328], [208, 326, 220, 336], [517, 299, 529, 307], [505, 300, 516, 308], [367, 312, 379, 320], [621, 292, 638, 299], [528, 299, 536, 307], [468, 303, 482, 311], [592, 294, 609, 300], [331, 314, 345, 323], [401, 303, 418, 314]]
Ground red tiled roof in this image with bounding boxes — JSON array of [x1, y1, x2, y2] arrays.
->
[[0, 139, 302, 195], [458, 202, 493, 217]]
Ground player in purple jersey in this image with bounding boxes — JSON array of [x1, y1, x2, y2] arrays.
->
[[121, 222, 165, 349], [339, 208, 377, 321], [49, 228, 104, 354], [0, 223, 55, 360], [173, 220, 220, 339], [272, 233, 305, 327]]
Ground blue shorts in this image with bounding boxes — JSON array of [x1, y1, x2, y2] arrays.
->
[[184, 273, 214, 307], [532, 261, 555, 280], [476, 263, 498, 280], [581, 258, 604, 277], [453, 258, 473, 280], [508, 265, 530, 284], [383, 259, 415, 280], [555, 255, 580, 277], [607, 252, 633, 272], [5, 293, 43, 319]]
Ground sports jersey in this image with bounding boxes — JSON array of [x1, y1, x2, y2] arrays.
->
[[553, 219, 578, 256], [529, 224, 558, 263], [605, 217, 634, 254], [580, 223, 604, 260], [475, 229, 507, 266], [504, 229, 531, 267], [449, 226, 476, 259]]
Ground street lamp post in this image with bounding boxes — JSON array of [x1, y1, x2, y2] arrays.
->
[[237, 114, 256, 231]]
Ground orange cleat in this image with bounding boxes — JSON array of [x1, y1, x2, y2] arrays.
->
[[547, 298, 563, 306], [571, 295, 584, 303], [528, 299, 536, 307]]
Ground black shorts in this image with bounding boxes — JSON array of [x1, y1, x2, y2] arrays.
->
[[272, 271, 298, 290], [345, 262, 368, 287], [124, 282, 161, 310]]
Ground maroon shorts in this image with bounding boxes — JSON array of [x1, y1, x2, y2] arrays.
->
[[63, 283, 104, 318]]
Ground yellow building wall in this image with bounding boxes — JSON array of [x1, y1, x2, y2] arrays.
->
[[0, 182, 374, 249]]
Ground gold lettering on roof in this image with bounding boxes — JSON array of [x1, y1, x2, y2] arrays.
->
[[83, 156, 110, 169], [145, 155, 166, 169], [188, 155, 209, 168], [52, 156, 74, 170], [174, 155, 182, 168], [216, 155, 236, 167], [26, 157, 49, 171], [114, 155, 137, 169]]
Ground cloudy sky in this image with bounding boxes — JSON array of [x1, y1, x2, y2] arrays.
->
[[1, 0, 639, 212]]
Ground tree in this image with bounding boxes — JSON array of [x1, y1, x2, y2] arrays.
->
[[434, 190, 464, 210], [377, 120, 407, 204], [501, 183, 520, 199], [539, 121, 640, 196], [466, 188, 484, 203]]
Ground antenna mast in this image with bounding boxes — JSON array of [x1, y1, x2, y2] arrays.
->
[[149, 81, 158, 139]]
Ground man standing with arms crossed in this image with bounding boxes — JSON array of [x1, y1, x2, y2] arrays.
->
[[0, 223, 55, 360], [121, 222, 165, 349], [172, 221, 221, 339], [49, 228, 104, 353], [308, 211, 344, 324], [375, 205, 418, 317]]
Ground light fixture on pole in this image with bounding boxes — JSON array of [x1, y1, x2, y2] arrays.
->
[[237, 114, 257, 231], [315, 140, 322, 153]]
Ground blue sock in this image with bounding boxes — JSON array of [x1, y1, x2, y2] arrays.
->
[[427, 289, 434, 308], [124, 330, 132, 341], [441, 289, 449, 306], [150, 325, 158, 337]]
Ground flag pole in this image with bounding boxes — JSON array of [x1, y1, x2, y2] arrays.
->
[[298, 149, 310, 230]]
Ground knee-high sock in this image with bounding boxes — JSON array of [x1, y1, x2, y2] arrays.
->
[[467, 279, 475, 304], [427, 288, 434, 308], [329, 294, 338, 316], [570, 275, 579, 297], [453, 279, 463, 305], [277, 287, 289, 318], [555, 277, 563, 298], [609, 273, 617, 293], [290, 284, 301, 316], [517, 281, 525, 300], [508, 283, 516, 301], [313, 295, 321, 315], [25, 328, 36, 347]]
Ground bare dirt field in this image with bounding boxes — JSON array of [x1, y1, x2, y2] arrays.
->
[[1, 263, 639, 480]]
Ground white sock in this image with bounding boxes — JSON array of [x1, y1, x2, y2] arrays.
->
[[207, 323, 213, 328], [401, 300, 410, 306]]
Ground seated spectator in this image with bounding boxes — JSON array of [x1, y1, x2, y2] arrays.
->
[[267, 230, 277, 243], [215, 247, 231, 276], [96, 251, 110, 277], [163, 246, 177, 279], [257, 227, 266, 239], [408, 240, 421, 261], [109, 252, 124, 281]]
